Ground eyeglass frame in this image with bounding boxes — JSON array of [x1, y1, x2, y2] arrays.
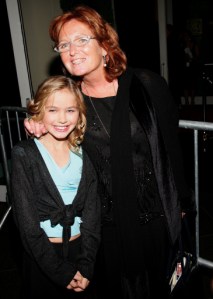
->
[[54, 35, 96, 53]]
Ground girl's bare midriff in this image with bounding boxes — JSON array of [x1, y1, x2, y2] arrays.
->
[[49, 233, 81, 243]]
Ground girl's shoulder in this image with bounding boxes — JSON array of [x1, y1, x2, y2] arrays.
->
[[12, 139, 39, 160], [12, 138, 35, 151]]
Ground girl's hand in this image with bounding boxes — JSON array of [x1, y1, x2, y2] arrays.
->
[[66, 271, 90, 292]]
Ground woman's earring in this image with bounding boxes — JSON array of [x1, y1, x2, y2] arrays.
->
[[103, 55, 107, 67]]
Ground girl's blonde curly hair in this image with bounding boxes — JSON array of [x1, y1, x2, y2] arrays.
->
[[27, 75, 86, 150]]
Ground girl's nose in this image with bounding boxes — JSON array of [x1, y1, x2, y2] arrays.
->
[[58, 112, 67, 123]]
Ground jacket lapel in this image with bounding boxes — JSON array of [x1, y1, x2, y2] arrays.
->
[[130, 72, 181, 243]]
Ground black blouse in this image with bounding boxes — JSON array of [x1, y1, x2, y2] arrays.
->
[[83, 95, 163, 225]]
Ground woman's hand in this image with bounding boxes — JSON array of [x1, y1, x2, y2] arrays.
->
[[24, 118, 47, 138]]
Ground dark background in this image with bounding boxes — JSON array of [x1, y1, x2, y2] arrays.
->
[[2, 0, 213, 106], [1, 1, 213, 298]]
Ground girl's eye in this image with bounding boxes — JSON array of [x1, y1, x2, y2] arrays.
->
[[67, 108, 77, 113]]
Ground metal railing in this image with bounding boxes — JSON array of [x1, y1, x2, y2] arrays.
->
[[0, 106, 28, 229], [0, 116, 213, 270], [179, 119, 213, 269]]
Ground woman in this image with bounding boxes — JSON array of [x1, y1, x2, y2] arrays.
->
[[25, 5, 195, 298]]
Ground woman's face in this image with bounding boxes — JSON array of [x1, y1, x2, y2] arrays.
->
[[58, 19, 106, 78]]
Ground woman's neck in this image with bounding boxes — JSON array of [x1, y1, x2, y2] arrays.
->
[[81, 79, 118, 98]]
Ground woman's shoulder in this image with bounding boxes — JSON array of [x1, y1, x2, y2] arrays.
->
[[132, 67, 165, 85], [129, 67, 178, 116], [130, 67, 172, 101]]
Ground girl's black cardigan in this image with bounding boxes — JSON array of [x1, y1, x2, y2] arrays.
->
[[11, 139, 101, 287]]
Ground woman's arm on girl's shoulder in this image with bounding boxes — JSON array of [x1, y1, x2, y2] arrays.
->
[[24, 118, 47, 138]]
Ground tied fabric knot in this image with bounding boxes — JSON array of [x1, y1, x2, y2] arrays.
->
[[50, 204, 76, 227], [50, 204, 76, 259]]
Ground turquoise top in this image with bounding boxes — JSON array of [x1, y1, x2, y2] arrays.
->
[[34, 139, 82, 237]]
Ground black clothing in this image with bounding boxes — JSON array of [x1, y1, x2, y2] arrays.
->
[[96, 216, 169, 298], [11, 140, 101, 287], [84, 68, 194, 239], [21, 237, 94, 299], [82, 68, 195, 298]]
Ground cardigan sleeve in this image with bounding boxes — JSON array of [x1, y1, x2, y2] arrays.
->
[[11, 144, 77, 287], [76, 152, 101, 280]]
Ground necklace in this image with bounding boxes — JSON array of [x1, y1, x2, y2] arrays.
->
[[83, 81, 117, 138]]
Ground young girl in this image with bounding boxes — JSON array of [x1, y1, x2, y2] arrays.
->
[[11, 75, 100, 298]]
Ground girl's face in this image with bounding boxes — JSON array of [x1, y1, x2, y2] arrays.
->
[[42, 88, 79, 140], [58, 19, 106, 78]]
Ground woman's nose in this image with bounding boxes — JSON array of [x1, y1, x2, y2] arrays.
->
[[69, 43, 78, 55]]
